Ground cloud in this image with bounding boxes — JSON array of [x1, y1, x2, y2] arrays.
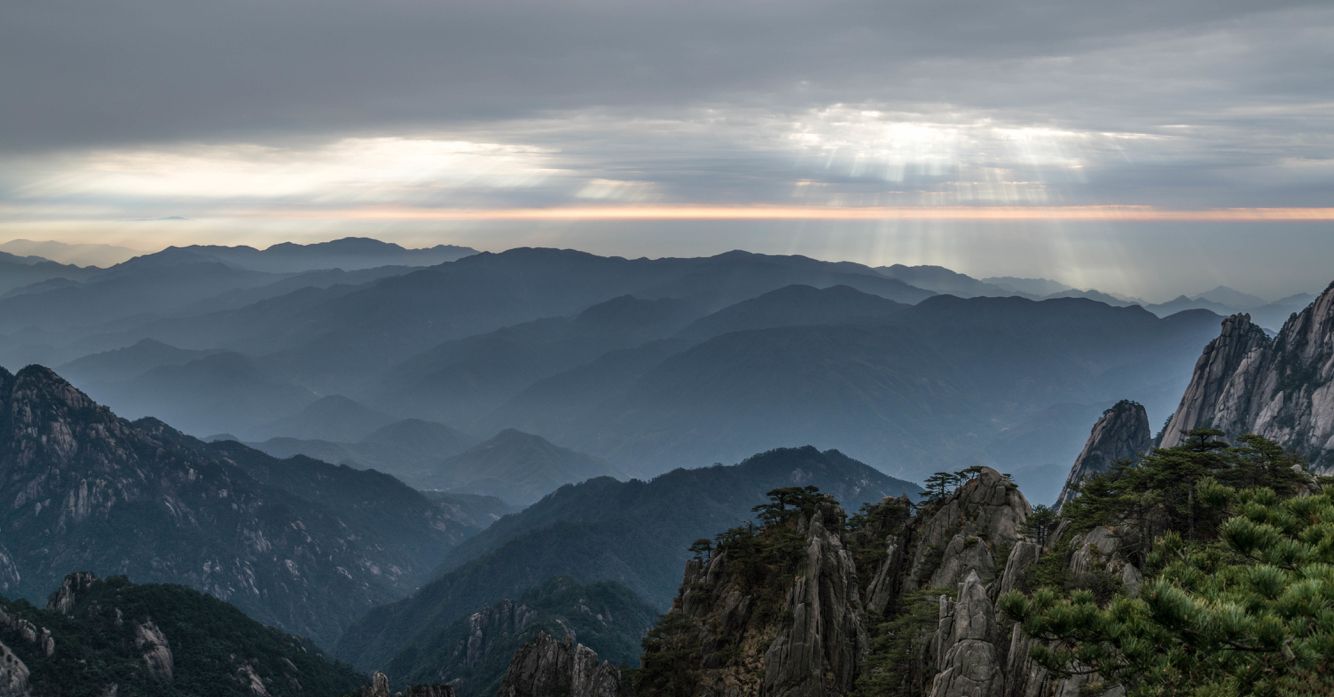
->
[[1, 0, 1332, 297]]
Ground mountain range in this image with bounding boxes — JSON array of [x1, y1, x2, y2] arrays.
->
[[0, 365, 476, 647], [3, 235, 1334, 695], [4, 240, 1296, 492]]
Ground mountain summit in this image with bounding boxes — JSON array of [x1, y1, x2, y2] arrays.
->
[[1160, 281, 1334, 471]]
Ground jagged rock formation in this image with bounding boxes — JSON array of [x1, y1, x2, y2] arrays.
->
[[0, 640, 30, 697], [0, 573, 363, 696], [761, 508, 867, 697], [496, 632, 624, 697], [631, 468, 1034, 697], [0, 364, 468, 646], [902, 468, 1030, 594], [1161, 282, 1334, 471], [377, 577, 655, 697], [650, 499, 867, 697], [1055, 401, 1151, 510], [362, 671, 457, 697], [928, 571, 1000, 697]]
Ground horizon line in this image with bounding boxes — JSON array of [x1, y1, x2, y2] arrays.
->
[[240, 204, 1334, 222]]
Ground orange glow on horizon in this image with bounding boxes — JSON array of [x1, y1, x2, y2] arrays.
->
[[237, 205, 1334, 222]]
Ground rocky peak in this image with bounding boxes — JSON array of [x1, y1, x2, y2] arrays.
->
[[362, 672, 455, 697], [761, 504, 868, 696], [928, 570, 1001, 697], [47, 572, 98, 615], [1160, 282, 1334, 471], [905, 467, 1030, 593], [496, 632, 623, 697], [1159, 313, 1271, 449], [1056, 401, 1151, 510]]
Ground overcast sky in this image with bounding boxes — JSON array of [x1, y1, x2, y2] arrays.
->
[[2, 0, 1332, 298]]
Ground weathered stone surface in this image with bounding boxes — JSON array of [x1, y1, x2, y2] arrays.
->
[[0, 606, 52, 659], [0, 548, 18, 596], [997, 542, 1039, 600], [1056, 401, 1151, 510], [906, 468, 1029, 593], [929, 571, 1001, 697], [1161, 283, 1334, 472], [762, 509, 869, 697], [460, 599, 539, 675], [0, 640, 30, 697], [497, 632, 622, 697], [134, 620, 173, 681], [47, 571, 96, 615], [1068, 527, 1141, 596], [237, 662, 271, 696], [863, 537, 904, 617]]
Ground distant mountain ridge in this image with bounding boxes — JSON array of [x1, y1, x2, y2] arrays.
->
[[423, 429, 621, 506], [148, 237, 477, 273], [484, 294, 1224, 477], [250, 418, 479, 487]]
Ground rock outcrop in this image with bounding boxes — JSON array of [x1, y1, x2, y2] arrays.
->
[[1055, 401, 1151, 510], [636, 499, 870, 697], [497, 632, 624, 697], [761, 509, 868, 697], [362, 671, 457, 697], [47, 571, 96, 616], [133, 620, 174, 681], [631, 471, 1032, 697], [0, 572, 364, 697], [928, 570, 1002, 697], [0, 641, 30, 697], [904, 468, 1030, 593], [1160, 282, 1334, 471], [365, 576, 655, 696]]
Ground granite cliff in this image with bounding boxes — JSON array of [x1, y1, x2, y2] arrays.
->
[[1054, 401, 1152, 510], [1160, 282, 1334, 471]]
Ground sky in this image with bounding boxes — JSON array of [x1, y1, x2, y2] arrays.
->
[[2, 0, 1332, 299]]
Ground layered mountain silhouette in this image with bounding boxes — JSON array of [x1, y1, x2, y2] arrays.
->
[[0, 251, 98, 296], [9, 240, 1320, 490], [250, 418, 478, 487], [336, 446, 917, 672], [485, 295, 1222, 477], [150, 237, 477, 273], [420, 429, 620, 505], [0, 365, 473, 647]]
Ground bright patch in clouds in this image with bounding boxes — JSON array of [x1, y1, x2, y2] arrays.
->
[[13, 138, 562, 203]]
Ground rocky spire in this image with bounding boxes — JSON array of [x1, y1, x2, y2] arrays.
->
[[1159, 313, 1271, 449], [1160, 281, 1334, 471], [496, 632, 623, 697], [1055, 400, 1152, 510]]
